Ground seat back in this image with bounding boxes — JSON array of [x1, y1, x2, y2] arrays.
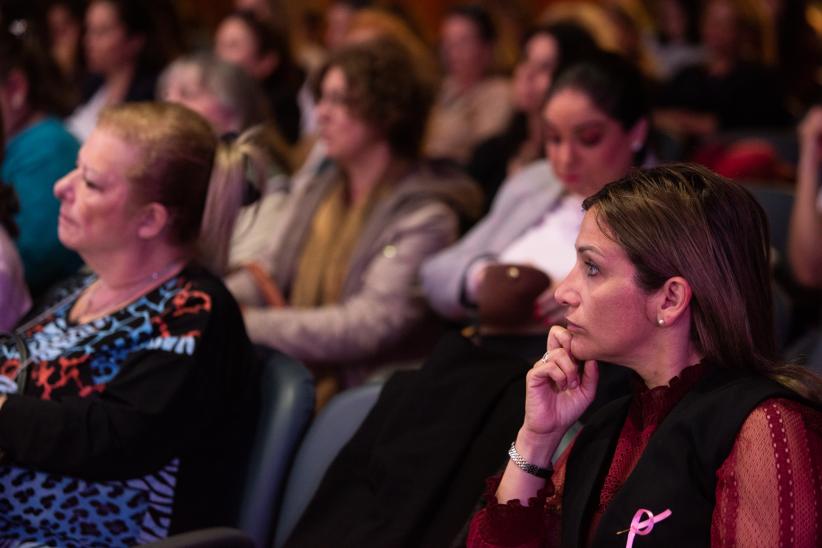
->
[[237, 346, 315, 547], [273, 381, 383, 547]]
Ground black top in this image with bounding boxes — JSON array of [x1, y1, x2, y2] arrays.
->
[[0, 264, 259, 545]]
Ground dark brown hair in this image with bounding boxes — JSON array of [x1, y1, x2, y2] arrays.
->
[[583, 163, 822, 402], [315, 37, 434, 159]]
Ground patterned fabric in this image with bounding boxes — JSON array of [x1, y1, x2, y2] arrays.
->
[[0, 273, 211, 547]]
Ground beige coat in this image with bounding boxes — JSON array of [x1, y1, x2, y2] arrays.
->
[[227, 161, 482, 387]]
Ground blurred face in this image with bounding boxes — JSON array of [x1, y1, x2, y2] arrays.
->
[[48, 3, 82, 49], [84, 1, 142, 74], [161, 67, 238, 135], [544, 88, 642, 197], [215, 17, 265, 79], [54, 128, 146, 255], [441, 15, 491, 82], [701, 0, 738, 56], [325, 3, 356, 50], [658, 0, 688, 42], [555, 208, 657, 364], [315, 67, 381, 164], [512, 33, 558, 113]]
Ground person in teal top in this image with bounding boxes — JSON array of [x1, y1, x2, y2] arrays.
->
[[2, 118, 83, 295], [0, 24, 83, 296]]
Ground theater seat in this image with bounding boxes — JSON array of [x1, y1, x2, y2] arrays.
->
[[239, 346, 315, 546], [273, 381, 384, 547], [142, 347, 315, 548]]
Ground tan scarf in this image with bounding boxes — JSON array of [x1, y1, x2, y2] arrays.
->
[[290, 174, 392, 307]]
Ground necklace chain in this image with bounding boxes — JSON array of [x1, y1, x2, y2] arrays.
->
[[77, 261, 184, 321]]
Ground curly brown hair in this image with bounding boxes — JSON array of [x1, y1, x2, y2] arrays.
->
[[315, 37, 434, 159]]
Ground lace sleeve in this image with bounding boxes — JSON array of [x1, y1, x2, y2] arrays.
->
[[712, 398, 822, 547]]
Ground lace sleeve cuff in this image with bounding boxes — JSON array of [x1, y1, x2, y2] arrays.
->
[[472, 474, 555, 546]]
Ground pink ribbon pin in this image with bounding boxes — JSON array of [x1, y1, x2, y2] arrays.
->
[[623, 508, 672, 548]]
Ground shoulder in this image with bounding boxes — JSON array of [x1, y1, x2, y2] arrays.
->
[[472, 77, 511, 99], [5, 118, 79, 169], [738, 398, 822, 444], [394, 160, 484, 221]]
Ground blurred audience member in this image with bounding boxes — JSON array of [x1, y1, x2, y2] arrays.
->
[[0, 25, 83, 295], [754, 0, 821, 114], [158, 52, 295, 271], [468, 22, 599, 210], [346, 7, 439, 90], [215, 10, 304, 144], [325, 0, 370, 52], [645, 0, 704, 80], [423, 51, 649, 332], [226, 38, 482, 399], [425, 4, 513, 164], [67, 0, 177, 141], [44, 0, 86, 98], [789, 106, 822, 288], [654, 0, 790, 141]]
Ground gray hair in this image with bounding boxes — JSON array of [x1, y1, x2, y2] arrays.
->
[[157, 52, 270, 132]]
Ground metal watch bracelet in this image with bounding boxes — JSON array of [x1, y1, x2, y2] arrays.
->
[[508, 441, 552, 479]]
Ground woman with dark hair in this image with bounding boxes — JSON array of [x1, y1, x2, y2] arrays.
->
[[424, 50, 650, 333], [215, 9, 305, 144], [467, 21, 599, 210], [227, 37, 481, 399], [0, 24, 83, 295], [425, 4, 513, 164], [468, 163, 822, 546], [67, 0, 180, 141], [0, 102, 259, 545]]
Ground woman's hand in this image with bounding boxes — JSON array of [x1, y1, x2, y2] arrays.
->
[[533, 284, 566, 327], [495, 326, 599, 502], [523, 325, 599, 439]]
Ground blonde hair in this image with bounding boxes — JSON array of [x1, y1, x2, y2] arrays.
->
[[96, 102, 264, 276]]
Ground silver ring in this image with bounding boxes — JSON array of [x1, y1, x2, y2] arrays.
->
[[540, 351, 551, 363]]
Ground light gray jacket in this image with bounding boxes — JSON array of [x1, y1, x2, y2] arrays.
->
[[228, 161, 482, 386], [420, 160, 563, 321]]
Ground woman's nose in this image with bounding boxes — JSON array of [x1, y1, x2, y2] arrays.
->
[[54, 169, 77, 201], [554, 268, 579, 308]]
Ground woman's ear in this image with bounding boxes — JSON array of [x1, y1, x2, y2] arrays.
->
[[136, 203, 170, 240], [654, 276, 692, 326], [629, 117, 649, 152]]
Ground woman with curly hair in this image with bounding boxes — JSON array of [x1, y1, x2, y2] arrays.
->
[[226, 37, 482, 400]]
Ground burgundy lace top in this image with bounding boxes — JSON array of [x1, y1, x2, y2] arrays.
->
[[467, 365, 822, 547]]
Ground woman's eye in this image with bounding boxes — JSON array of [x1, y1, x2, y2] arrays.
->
[[584, 261, 600, 276], [578, 130, 604, 147], [83, 178, 99, 190]]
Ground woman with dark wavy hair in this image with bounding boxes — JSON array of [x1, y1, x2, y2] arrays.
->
[[469, 164, 822, 547]]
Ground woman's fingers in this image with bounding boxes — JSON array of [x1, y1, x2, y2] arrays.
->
[[530, 346, 580, 391], [547, 325, 572, 353]]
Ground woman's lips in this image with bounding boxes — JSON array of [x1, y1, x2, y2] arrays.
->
[[566, 320, 584, 333]]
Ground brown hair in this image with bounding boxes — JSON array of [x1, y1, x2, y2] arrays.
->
[[315, 37, 434, 159], [96, 102, 262, 276], [583, 163, 822, 402]]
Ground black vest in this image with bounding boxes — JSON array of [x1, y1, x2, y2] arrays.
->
[[561, 368, 805, 547]]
